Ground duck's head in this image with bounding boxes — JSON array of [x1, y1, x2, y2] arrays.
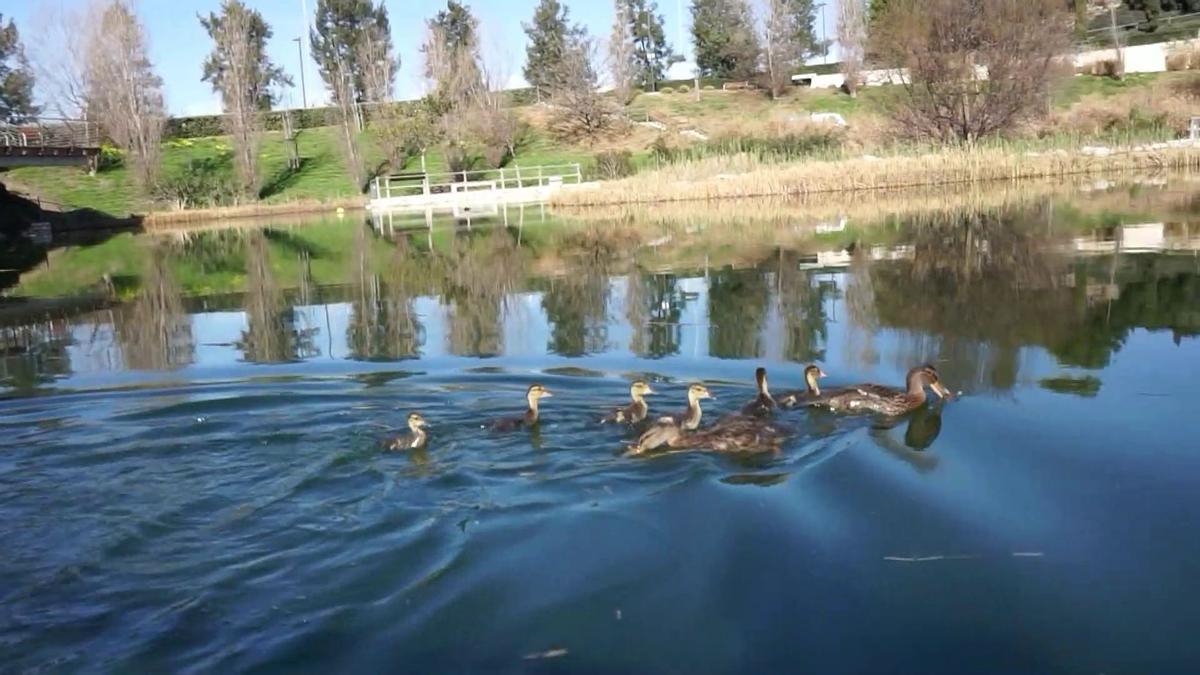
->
[[407, 412, 429, 430], [912, 365, 954, 400], [804, 364, 828, 394], [687, 383, 715, 402], [527, 384, 553, 402], [630, 380, 655, 400], [754, 367, 770, 394]]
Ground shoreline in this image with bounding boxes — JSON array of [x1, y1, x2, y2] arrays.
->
[[551, 145, 1200, 207]]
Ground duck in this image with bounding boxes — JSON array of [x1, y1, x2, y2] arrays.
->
[[777, 364, 832, 408], [487, 384, 553, 431], [627, 411, 792, 456], [600, 380, 656, 424], [809, 365, 954, 416], [629, 384, 714, 453], [388, 412, 430, 450], [738, 367, 776, 417]]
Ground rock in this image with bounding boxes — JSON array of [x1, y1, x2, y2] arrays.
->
[[1081, 145, 1112, 157]]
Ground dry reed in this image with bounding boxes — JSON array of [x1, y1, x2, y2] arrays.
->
[[143, 197, 365, 227], [552, 146, 1200, 207]]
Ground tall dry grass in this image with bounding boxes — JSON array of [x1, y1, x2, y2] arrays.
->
[[553, 145, 1200, 207]]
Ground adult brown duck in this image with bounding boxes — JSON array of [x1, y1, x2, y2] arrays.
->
[[600, 380, 656, 424], [486, 384, 553, 431], [388, 412, 430, 450], [738, 367, 776, 417], [810, 365, 954, 416]]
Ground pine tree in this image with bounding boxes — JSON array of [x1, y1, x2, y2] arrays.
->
[[309, 0, 395, 104], [0, 13, 37, 123], [624, 0, 681, 92], [523, 0, 582, 102], [691, 0, 760, 80], [200, 1, 291, 111]]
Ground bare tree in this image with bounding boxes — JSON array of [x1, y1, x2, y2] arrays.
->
[[200, 0, 285, 200], [762, 0, 809, 99], [28, 3, 91, 118], [608, 0, 636, 105], [548, 36, 615, 140], [872, 0, 1072, 142], [331, 58, 366, 187], [357, 20, 398, 103], [837, 0, 867, 97], [84, 1, 165, 189]]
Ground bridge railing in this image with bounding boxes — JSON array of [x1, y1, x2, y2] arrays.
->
[[0, 117, 101, 149], [370, 163, 584, 202]]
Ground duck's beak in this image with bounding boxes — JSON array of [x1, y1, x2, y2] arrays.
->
[[645, 386, 656, 395], [540, 390, 554, 398], [931, 381, 954, 400], [819, 369, 829, 378]]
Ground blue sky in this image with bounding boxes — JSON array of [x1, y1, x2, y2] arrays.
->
[[4, 0, 834, 116]]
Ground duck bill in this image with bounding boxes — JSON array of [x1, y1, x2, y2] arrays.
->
[[931, 382, 954, 400], [540, 390, 554, 398]]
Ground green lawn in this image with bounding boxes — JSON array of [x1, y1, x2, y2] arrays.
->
[[3, 124, 595, 217]]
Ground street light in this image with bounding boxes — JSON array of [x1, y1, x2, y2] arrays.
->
[[293, 37, 308, 109]]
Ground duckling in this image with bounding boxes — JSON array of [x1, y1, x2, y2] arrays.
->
[[388, 412, 430, 450], [811, 365, 954, 416], [629, 384, 714, 453], [777, 365, 831, 408], [600, 380, 656, 424], [738, 367, 776, 417], [487, 384, 553, 431]]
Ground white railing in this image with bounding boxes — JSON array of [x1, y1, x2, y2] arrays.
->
[[0, 117, 100, 149], [370, 163, 584, 202]]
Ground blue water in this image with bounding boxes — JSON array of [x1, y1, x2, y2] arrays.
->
[[2, 205, 1199, 673]]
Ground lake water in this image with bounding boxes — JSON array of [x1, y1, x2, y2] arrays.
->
[[2, 181, 1200, 673]]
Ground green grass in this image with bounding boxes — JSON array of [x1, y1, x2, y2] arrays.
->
[[3, 124, 594, 217]]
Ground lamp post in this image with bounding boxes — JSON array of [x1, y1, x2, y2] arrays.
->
[[293, 37, 308, 108]]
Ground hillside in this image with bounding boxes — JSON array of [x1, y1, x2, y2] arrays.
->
[[0, 71, 1187, 218]]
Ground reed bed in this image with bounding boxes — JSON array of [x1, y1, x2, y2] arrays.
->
[[552, 146, 1200, 207]]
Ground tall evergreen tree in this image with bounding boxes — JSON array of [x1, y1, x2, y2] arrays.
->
[[200, 1, 291, 111], [691, 0, 760, 80], [0, 14, 37, 123], [309, 0, 395, 103], [523, 0, 582, 101], [623, 0, 680, 92]]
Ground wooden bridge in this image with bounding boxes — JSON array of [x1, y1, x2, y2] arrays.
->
[[0, 118, 101, 168]]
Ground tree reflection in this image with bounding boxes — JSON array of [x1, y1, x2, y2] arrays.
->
[[112, 241, 194, 370], [708, 267, 770, 359], [775, 250, 832, 364], [542, 251, 612, 357], [347, 226, 425, 361], [440, 229, 525, 357], [625, 270, 684, 358], [238, 231, 313, 363]]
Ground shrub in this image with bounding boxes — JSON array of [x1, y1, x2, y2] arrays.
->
[[703, 85, 717, 91], [678, 85, 691, 94], [1088, 58, 1125, 79], [1167, 46, 1200, 71], [153, 158, 237, 209], [659, 86, 675, 94], [592, 150, 636, 180], [649, 136, 678, 163], [97, 143, 124, 171]]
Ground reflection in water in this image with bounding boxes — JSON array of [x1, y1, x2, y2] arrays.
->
[[111, 242, 194, 371], [442, 229, 525, 357], [239, 231, 316, 363], [709, 267, 770, 359], [867, 404, 945, 472], [2, 198, 1199, 393]]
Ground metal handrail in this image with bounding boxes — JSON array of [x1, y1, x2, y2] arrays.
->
[[371, 163, 584, 202], [0, 117, 100, 149]]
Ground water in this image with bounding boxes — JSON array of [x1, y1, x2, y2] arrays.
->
[[2, 184, 1200, 673]]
